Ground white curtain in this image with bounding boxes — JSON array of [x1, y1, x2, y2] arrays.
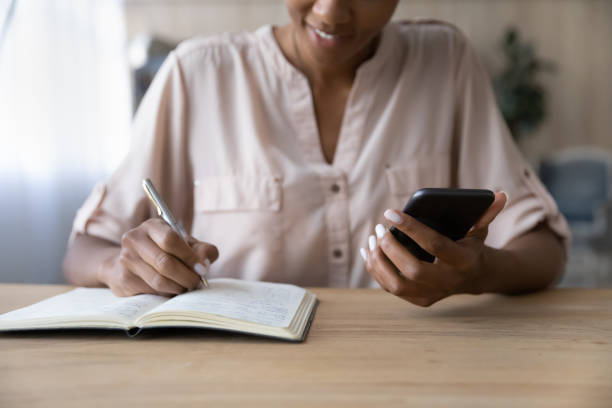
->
[[0, 0, 132, 283]]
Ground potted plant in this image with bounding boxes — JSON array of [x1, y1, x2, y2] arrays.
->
[[493, 28, 555, 142]]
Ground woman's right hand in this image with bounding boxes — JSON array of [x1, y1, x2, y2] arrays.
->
[[100, 218, 219, 297]]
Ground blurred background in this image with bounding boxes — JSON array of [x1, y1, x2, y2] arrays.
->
[[0, 0, 611, 286]]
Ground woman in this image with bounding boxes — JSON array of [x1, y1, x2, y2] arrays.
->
[[63, 0, 569, 307]]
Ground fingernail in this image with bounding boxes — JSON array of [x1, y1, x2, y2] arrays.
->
[[375, 224, 385, 239], [194, 262, 208, 277], [384, 209, 402, 224], [204, 258, 211, 269], [500, 190, 510, 209], [368, 235, 376, 251], [360, 247, 367, 261]]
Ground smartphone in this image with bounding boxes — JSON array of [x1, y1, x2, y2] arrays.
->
[[389, 188, 495, 263]]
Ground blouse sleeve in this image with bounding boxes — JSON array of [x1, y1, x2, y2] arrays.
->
[[69, 52, 193, 244], [451, 32, 570, 253]]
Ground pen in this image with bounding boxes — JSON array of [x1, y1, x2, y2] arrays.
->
[[142, 178, 209, 288]]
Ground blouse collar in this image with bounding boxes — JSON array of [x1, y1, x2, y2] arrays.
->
[[257, 22, 399, 84]]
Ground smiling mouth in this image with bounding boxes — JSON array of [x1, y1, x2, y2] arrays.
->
[[313, 27, 339, 40]]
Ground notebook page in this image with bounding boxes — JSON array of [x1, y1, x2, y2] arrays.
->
[[142, 279, 306, 327], [0, 288, 167, 326]]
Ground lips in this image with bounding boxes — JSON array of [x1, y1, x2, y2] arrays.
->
[[306, 24, 353, 48], [314, 27, 338, 40], [308, 23, 352, 38]]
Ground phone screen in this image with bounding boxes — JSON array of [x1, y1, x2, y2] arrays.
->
[[389, 188, 495, 262]]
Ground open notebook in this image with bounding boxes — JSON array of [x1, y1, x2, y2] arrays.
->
[[0, 279, 318, 342]]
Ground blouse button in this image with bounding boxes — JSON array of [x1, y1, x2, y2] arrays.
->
[[330, 183, 341, 193], [332, 249, 343, 258]]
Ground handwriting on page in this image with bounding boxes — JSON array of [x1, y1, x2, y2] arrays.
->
[[98, 293, 167, 322], [0, 288, 166, 325], [146, 279, 305, 327]]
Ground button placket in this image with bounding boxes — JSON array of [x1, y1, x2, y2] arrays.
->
[[320, 173, 351, 287]]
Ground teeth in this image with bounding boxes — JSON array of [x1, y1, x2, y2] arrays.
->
[[315, 28, 337, 40]]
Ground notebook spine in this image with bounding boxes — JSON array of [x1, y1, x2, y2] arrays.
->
[[126, 326, 142, 338]]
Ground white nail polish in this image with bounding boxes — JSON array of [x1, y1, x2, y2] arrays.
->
[[194, 262, 207, 277], [497, 190, 509, 210], [204, 258, 211, 269], [375, 224, 385, 239], [384, 209, 402, 224], [360, 248, 367, 261], [368, 235, 376, 251]]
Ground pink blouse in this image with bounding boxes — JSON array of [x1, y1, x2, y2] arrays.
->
[[71, 21, 570, 288]]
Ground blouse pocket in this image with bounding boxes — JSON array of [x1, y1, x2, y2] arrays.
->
[[194, 175, 282, 213], [384, 155, 451, 208], [191, 175, 283, 279]]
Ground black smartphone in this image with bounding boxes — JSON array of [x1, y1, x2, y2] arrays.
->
[[389, 188, 495, 263]]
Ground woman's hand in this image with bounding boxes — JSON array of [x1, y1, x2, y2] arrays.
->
[[363, 192, 507, 307], [100, 218, 219, 297]]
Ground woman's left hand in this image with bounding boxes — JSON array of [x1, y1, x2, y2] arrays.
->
[[363, 192, 507, 307]]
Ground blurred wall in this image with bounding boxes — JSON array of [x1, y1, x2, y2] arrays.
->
[[124, 0, 612, 161]]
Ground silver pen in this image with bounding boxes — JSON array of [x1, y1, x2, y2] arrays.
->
[[142, 178, 209, 288]]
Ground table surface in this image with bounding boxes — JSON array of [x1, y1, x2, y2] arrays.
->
[[1, 284, 611, 408]]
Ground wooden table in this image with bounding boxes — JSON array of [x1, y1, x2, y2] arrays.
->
[[1, 284, 611, 407]]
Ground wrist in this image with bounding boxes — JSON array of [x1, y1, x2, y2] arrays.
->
[[97, 250, 119, 287], [469, 246, 519, 294]]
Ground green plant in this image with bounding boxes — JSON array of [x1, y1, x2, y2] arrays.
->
[[493, 28, 555, 141]]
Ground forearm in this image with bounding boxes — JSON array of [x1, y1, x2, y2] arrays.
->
[[62, 234, 120, 287], [475, 224, 566, 295]]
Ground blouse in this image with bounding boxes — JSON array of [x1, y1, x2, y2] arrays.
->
[[70, 20, 570, 288]]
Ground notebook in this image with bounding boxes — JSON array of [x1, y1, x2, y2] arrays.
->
[[0, 279, 318, 342]]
